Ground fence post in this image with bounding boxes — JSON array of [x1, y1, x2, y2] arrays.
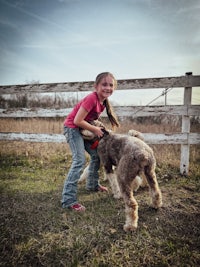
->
[[180, 72, 192, 175]]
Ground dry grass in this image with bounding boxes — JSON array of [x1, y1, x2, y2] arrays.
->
[[0, 118, 64, 134], [0, 118, 200, 266], [0, 116, 199, 168], [0, 115, 199, 135]]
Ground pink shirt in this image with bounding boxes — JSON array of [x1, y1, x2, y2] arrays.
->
[[64, 92, 105, 128]]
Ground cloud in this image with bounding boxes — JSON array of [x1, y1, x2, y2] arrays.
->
[[0, 0, 199, 86], [1, 0, 66, 30]]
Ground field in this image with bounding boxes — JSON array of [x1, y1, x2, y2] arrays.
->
[[0, 118, 200, 267]]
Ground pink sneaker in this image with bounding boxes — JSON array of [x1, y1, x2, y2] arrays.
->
[[98, 185, 108, 192], [69, 203, 86, 212]]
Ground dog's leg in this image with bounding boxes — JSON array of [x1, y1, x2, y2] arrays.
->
[[118, 178, 139, 231], [106, 171, 122, 199], [100, 158, 122, 199], [144, 165, 162, 209], [132, 176, 142, 192], [140, 174, 148, 188], [79, 165, 89, 183], [79, 164, 108, 183]]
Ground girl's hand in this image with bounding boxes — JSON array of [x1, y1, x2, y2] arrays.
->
[[93, 126, 104, 138], [74, 107, 104, 138]]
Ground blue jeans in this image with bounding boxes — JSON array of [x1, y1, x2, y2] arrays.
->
[[62, 126, 100, 208]]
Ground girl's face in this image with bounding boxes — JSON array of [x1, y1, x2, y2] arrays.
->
[[95, 75, 115, 102]]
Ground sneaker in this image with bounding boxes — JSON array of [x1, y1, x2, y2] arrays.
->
[[69, 203, 86, 212], [98, 185, 108, 192]]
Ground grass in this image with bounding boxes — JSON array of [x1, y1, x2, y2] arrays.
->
[[0, 152, 200, 267], [0, 118, 200, 266]]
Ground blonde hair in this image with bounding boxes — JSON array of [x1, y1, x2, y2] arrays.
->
[[95, 72, 120, 128]]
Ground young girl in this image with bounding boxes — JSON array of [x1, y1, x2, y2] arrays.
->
[[62, 72, 119, 212]]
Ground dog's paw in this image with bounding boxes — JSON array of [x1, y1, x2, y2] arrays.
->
[[123, 223, 137, 232], [151, 199, 163, 209], [151, 191, 163, 209], [113, 190, 122, 199], [113, 193, 122, 199]]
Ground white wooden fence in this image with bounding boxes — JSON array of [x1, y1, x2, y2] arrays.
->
[[0, 72, 200, 175]]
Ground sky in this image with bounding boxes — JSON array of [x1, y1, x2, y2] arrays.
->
[[0, 0, 200, 105]]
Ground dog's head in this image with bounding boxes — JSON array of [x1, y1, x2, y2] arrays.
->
[[101, 128, 110, 137], [90, 128, 110, 149], [91, 120, 105, 129], [80, 120, 107, 141]]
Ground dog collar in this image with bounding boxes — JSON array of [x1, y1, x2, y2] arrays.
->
[[90, 139, 99, 149]]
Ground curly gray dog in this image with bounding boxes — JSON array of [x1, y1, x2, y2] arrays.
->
[[79, 129, 147, 190], [97, 130, 163, 232]]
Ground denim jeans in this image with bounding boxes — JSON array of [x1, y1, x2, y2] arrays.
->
[[62, 126, 100, 208]]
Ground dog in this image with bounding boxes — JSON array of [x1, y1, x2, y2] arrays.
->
[[79, 128, 147, 191], [97, 130, 163, 232]]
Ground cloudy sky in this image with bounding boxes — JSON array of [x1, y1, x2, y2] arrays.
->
[[0, 0, 199, 104]]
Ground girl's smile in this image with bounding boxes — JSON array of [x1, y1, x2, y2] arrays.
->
[[95, 76, 115, 102]]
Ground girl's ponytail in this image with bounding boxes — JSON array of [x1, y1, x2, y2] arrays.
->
[[103, 98, 120, 128]]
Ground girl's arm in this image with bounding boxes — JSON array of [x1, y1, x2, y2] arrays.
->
[[74, 107, 104, 138]]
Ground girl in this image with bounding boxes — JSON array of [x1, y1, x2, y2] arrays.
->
[[62, 72, 119, 212]]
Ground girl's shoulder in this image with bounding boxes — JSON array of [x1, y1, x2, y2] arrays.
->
[[84, 91, 97, 99], [83, 91, 98, 103]]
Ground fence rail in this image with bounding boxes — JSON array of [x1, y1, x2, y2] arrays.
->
[[0, 132, 199, 145], [1, 74, 200, 94], [0, 72, 200, 175], [1, 105, 200, 118]]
